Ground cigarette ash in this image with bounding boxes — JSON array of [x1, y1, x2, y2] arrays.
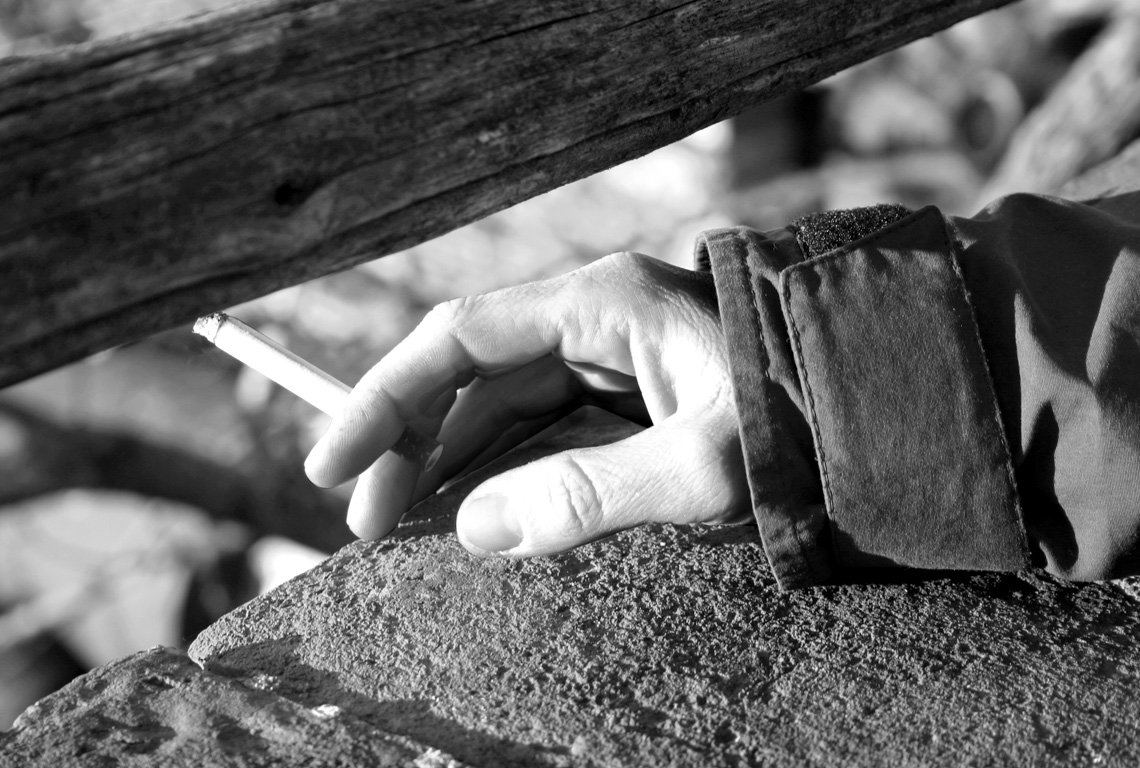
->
[[193, 313, 228, 343]]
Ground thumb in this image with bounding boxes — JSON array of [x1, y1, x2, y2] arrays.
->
[[455, 415, 748, 557]]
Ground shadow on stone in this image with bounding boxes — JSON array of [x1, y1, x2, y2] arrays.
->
[[186, 411, 1140, 766], [203, 637, 571, 766], [8, 410, 1140, 767]]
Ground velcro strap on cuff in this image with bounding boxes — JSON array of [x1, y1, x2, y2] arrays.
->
[[779, 206, 1031, 572]]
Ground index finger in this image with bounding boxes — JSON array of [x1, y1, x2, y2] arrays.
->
[[305, 276, 572, 488]]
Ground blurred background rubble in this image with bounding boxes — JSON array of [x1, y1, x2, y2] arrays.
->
[[2, 0, 1139, 729]]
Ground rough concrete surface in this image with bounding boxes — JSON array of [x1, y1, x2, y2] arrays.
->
[[3, 411, 1139, 766]]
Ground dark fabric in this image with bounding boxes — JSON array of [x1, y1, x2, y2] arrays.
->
[[781, 206, 1029, 572], [949, 193, 1140, 580], [700, 193, 1140, 588], [695, 227, 829, 588]]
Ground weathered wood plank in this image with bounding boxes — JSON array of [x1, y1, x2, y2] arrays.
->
[[0, 0, 1015, 386]]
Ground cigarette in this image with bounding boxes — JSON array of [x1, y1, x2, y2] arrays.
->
[[193, 312, 442, 472]]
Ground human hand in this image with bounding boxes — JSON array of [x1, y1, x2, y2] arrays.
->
[[304, 252, 751, 556]]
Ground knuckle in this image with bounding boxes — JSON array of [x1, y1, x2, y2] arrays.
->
[[548, 454, 605, 537], [425, 296, 477, 329], [422, 296, 487, 349], [576, 252, 661, 310], [601, 250, 653, 277]]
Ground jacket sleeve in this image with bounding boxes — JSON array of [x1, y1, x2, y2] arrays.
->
[[696, 192, 1140, 589]]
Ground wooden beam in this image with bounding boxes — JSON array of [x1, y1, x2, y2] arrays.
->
[[0, 0, 1015, 386]]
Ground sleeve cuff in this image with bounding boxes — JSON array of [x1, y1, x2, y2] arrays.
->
[[697, 206, 1032, 589]]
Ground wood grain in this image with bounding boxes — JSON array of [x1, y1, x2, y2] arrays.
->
[[0, 0, 1014, 385]]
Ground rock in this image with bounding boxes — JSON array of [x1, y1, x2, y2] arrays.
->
[[4, 410, 1139, 766], [0, 646, 458, 767], [188, 413, 1140, 767]]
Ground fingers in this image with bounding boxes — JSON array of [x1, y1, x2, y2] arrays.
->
[[347, 450, 421, 540], [344, 385, 457, 538], [305, 253, 672, 489], [305, 280, 578, 487], [345, 356, 584, 538], [413, 362, 581, 492], [455, 412, 750, 557]]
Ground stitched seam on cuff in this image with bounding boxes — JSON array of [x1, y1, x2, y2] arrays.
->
[[737, 231, 824, 583], [778, 207, 1031, 572], [779, 272, 837, 539], [942, 225, 1033, 567]]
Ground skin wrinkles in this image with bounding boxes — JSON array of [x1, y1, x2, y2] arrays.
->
[[306, 251, 751, 556]]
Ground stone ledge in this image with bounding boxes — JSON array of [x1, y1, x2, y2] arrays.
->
[[0, 646, 461, 767], [4, 410, 1139, 767]]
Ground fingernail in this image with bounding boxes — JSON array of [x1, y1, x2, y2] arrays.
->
[[305, 433, 340, 485], [459, 494, 522, 553], [346, 495, 393, 542], [304, 445, 328, 482]]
